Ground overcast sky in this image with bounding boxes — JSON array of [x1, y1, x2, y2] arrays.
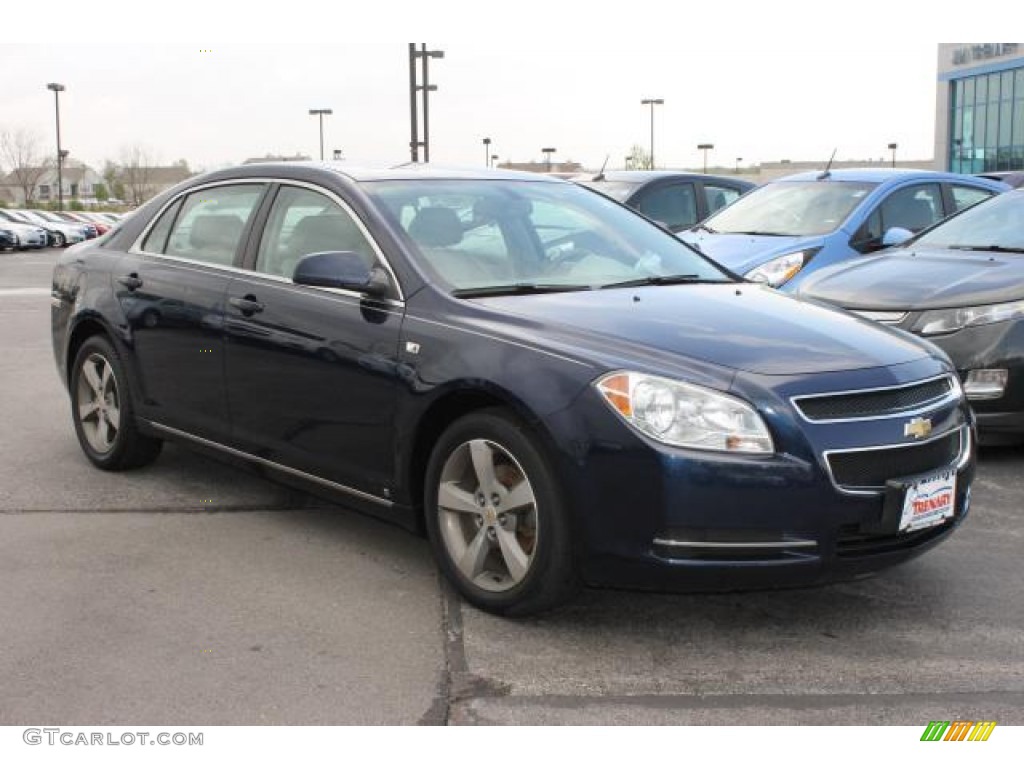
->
[[0, 5, 992, 174]]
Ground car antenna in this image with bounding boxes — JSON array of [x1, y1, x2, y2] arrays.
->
[[592, 155, 610, 182], [817, 148, 837, 180]]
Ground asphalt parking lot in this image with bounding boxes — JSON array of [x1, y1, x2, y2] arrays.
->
[[2, 247, 1023, 725]]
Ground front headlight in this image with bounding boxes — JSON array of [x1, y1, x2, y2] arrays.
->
[[596, 372, 774, 454], [914, 299, 1024, 336], [744, 249, 817, 287]]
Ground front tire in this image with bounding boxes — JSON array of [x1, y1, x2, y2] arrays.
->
[[424, 409, 578, 616], [69, 335, 163, 470], [53, 231, 66, 248]]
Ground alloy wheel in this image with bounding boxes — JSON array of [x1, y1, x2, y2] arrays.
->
[[437, 439, 538, 592], [76, 352, 121, 454]]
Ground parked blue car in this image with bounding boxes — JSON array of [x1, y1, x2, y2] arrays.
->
[[680, 169, 1009, 290]]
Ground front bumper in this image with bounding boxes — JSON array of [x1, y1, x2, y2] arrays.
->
[[551, 359, 975, 592], [899, 316, 1024, 436]]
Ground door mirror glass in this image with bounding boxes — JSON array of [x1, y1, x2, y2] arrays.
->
[[293, 251, 389, 296]]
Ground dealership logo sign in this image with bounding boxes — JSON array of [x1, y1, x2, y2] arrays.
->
[[952, 43, 1019, 66], [920, 720, 997, 742]]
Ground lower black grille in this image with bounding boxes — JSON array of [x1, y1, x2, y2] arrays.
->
[[827, 430, 962, 489], [795, 377, 953, 421]]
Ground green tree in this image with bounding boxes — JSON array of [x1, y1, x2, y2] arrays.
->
[[94, 183, 109, 202]]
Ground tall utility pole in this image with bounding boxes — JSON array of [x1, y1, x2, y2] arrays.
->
[[47, 83, 65, 211], [408, 44, 444, 162], [888, 142, 898, 169], [483, 137, 491, 167], [697, 143, 714, 174], [641, 98, 663, 169], [308, 109, 332, 161]]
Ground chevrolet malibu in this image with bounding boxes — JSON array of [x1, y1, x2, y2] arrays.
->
[[52, 163, 975, 615]]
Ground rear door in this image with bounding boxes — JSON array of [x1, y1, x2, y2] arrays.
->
[[117, 182, 268, 442]]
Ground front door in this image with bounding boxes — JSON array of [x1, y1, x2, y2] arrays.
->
[[224, 183, 405, 498]]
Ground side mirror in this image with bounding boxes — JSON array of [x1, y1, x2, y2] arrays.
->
[[292, 251, 390, 297], [881, 226, 914, 248]]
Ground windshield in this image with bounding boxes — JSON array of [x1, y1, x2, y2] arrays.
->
[[914, 191, 1024, 251], [576, 180, 641, 203], [364, 179, 733, 293], [703, 180, 877, 236]]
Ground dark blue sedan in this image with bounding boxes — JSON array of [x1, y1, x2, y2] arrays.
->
[[51, 163, 975, 615]]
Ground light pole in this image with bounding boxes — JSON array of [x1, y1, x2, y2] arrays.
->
[[735, 156, 743, 174], [308, 109, 333, 161], [697, 143, 714, 174], [408, 44, 444, 162], [483, 137, 491, 168], [887, 142, 898, 169], [640, 98, 663, 169], [46, 83, 65, 211], [490, 154, 499, 168], [332, 149, 344, 161], [542, 147, 557, 173]]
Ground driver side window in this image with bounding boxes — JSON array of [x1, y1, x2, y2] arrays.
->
[[255, 186, 377, 279]]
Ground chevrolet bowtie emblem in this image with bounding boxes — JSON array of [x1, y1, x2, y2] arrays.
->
[[904, 416, 933, 440]]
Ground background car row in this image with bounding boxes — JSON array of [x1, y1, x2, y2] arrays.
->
[[0, 209, 123, 250]]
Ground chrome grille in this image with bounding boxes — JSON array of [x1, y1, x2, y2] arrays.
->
[[794, 376, 955, 422]]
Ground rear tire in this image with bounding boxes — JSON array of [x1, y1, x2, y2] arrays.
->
[[424, 408, 579, 616], [69, 335, 163, 470]]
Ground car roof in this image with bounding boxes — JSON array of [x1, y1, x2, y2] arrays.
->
[[772, 167, 1004, 185], [583, 170, 754, 185], [212, 161, 565, 184]]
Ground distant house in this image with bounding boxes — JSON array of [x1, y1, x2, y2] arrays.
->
[[118, 165, 195, 205], [0, 159, 103, 206]]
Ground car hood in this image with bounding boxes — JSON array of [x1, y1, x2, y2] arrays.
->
[[797, 245, 1024, 310], [681, 231, 825, 274], [472, 283, 930, 376]]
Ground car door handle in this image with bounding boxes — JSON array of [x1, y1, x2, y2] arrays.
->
[[117, 274, 143, 291], [229, 295, 265, 315]]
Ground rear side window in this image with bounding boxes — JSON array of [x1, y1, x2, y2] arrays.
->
[[950, 185, 994, 212], [877, 183, 943, 234], [633, 183, 697, 230], [703, 184, 743, 214], [161, 184, 265, 266]]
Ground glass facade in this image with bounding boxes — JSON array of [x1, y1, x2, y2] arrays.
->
[[949, 66, 1024, 172]]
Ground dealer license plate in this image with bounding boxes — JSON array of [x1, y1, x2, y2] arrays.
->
[[899, 470, 956, 532]]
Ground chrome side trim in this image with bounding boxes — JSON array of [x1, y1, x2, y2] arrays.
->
[[128, 176, 406, 303], [653, 538, 818, 549], [791, 373, 959, 424], [146, 421, 394, 508], [822, 425, 970, 497]]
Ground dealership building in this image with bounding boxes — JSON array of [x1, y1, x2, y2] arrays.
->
[[935, 43, 1024, 173]]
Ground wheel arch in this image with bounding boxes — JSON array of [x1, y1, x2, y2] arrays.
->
[[404, 383, 567, 531]]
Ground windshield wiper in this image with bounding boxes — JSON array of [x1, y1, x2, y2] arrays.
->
[[694, 223, 717, 234], [729, 230, 789, 236], [947, 244, 1024, 254], [599, 274, 726, 290], [450, 283, 593, 298]]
